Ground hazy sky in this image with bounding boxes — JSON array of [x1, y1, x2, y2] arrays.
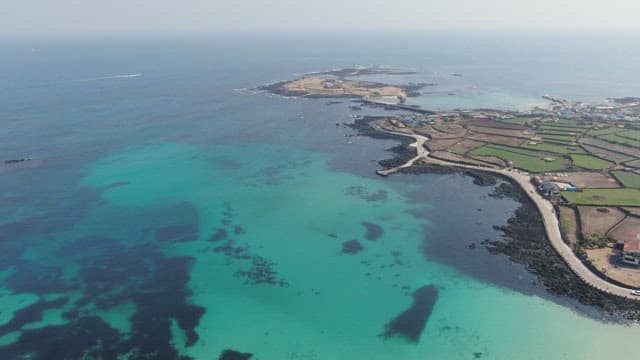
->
[[3, 0, 640, 36]]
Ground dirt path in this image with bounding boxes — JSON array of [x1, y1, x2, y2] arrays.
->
[[377, 130, 640, 300]]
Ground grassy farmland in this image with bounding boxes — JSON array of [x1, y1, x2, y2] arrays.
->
[[503, 117, 535, 125], [542, 134, 578, 144], [587, 127, 625, 136], [538, 125, 587, 134], [563, 188, 640, 207], [612, 171, 640, 189], [570, 154, 614, 170], [522, 142, 585, 155], [470, 144, 566, 172], [598, 133, 640, 148]]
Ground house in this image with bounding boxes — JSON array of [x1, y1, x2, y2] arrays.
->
[[622, 241, 640, 266], [539, 181, 560, 197]]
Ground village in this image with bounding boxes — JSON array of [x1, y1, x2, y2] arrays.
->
[[366, 97, 640, 289]]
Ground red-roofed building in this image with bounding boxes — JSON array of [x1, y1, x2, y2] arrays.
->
[[622, 240, 640, 266]]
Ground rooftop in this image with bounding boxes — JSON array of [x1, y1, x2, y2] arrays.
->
[[623, 240, 640, 252]]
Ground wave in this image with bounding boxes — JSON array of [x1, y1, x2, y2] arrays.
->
[[71, 73, 143, 82]]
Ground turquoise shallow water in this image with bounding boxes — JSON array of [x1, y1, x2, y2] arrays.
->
[[76, 141, 640, 359], [2, 33, 640, 359]]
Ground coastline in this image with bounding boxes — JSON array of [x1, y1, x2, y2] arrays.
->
[[349, 116, 640, 319]]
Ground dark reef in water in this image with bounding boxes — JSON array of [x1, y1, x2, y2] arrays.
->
[[210, 228, 229, 242], [0, 231, 206, 359], [0, 297, 69, 336], [342, 239, 365, 254], [361, 221, 384, 241], [345, 185, 388, 202], [219, 349, 254, 360], [380, 285, 438, 342], [212, 203, 288, 287], [0, 317, 126, 360], [5, 259, 76, 294], [103, 181, 131, 190], [235, 256, 289, 287], [153, 203, 200, 243], [156, 224, 199, 243]]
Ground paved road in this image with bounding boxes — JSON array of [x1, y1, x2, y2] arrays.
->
[[375, 130, 429, 176], [377, 130, 640, 300]]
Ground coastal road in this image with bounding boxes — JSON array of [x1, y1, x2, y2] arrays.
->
[[377, 130, 640, 301], [375, 129, 429, 176]]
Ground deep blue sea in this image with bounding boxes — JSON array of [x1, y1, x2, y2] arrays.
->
[[1, 32, 640, 359]]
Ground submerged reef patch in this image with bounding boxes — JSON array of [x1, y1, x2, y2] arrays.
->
[[155, 224, 199, 243], [0, 233, 205, 359], [0, 297, 69, 336], [345, 185, 388, 202], [380, 285, 438, 342], [341, 239, 365, 254], [212, 203, 288, 287], [210, 228, 229, 242], [219, 349, 254, 360], [361, 221, 384, 241], [235, 256, 288, 287]]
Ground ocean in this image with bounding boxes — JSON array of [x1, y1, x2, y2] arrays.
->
[[1, 31, 640, 359]]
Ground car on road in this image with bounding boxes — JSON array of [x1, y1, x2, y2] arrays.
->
[[631, 290, 640, 296]]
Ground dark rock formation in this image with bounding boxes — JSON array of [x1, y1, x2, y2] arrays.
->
[[380, 285, 438, 342], [341, 239, 364, 254], [155, 225, 198, 243], [219, 349, 253, 360], [361, 222, 384, 241]]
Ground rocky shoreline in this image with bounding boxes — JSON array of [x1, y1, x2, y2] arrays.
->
[[350, 116, 640, 320]]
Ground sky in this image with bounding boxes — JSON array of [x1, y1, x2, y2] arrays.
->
[[2, 0, 640, 36]]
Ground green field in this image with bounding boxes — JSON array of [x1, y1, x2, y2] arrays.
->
[[617, 129, 640, 140], [597, 133, 640, 148], [538, 125, 586, 133], [563, 188, 640, 206], [470, 144, 566, 172], [612, 171, 640, 188], [554, 119, 580, 126], [588, 127, 625, 136], [570, 154, 614, 170], [522, 143, 585, 154], [541, 134, 578, 144], [503, 117, 535, 125]]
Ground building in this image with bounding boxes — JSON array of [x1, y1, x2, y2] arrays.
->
[[565, 185, 580, 192], [539, 181, 560, 197], [622, 241, 640, 266]]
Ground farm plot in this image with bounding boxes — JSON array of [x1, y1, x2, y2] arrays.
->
[[570, 154, 614, 170], [577, 206, 626, 235], [469, 144, 566, 172], [563, 188, 640, 206], [612, 171, 640, 188]]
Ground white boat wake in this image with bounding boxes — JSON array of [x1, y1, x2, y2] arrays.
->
[[71, 73, 143, 82]]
